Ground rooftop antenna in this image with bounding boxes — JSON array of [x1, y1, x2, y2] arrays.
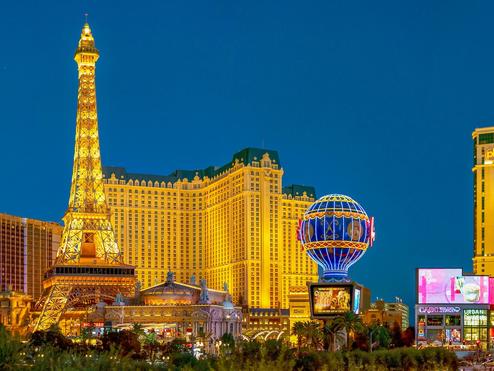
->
[[84, 12, 88, 23]]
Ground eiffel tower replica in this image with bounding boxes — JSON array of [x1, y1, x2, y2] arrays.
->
[[32, 23, 136, 332]]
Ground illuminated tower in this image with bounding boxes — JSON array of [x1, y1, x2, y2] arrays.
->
[[33, 23, 135, 332], [473, 126, 494, 275]]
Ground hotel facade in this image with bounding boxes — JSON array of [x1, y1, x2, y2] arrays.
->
[[0, 213, 62, 300], [473, 126, 494, 275], [102, 148, 319, 310]]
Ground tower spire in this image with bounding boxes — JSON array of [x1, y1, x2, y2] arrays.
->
[[32, 24, 135, 332], [56, 22, 119, 264], [75, 21, 98, 60], [69, 22, 103, 215]]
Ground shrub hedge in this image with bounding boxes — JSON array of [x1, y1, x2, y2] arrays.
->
[[0, 326, 458, 370]]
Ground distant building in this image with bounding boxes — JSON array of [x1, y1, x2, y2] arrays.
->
[[102, 149, 319, 312], [363, 299, 409, 330], [0, 213, 62, 300], [384, 299, 409, 330], [473, 127, 494, 275]]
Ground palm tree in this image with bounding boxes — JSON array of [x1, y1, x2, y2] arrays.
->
[[302, 321, 323, 350], [323, 319, 344, 352], [292, 321, 305, 353], [131, 322, 144, 335], [335, 311, 364, 350], [131, 322, 145, 343], [368, 323, 391, 350]]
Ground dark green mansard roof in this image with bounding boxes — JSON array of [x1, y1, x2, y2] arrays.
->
[[103, 166, 179, 184], [231, 147, 280, 166], [282, 184, 316, 198], [103, 148, 313, 197], [103, 148, 281, 182]]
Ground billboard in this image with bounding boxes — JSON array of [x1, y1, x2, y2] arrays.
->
[[353, 288, 361, 314], [309, 284, 353, 317], [417, 269, 489, 304], [445, 329, 461, 343]]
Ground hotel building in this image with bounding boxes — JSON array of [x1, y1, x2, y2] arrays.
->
[[0, 213, 62, 300], [473, 126, 494, 275], [102, 148, 319, 310], [415, 268, 493, 348]]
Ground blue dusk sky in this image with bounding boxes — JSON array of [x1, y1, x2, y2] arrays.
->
[[0, 1, 492, 313]]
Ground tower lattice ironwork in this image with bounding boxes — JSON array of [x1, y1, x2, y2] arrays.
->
[[32, 23, 135, 332]]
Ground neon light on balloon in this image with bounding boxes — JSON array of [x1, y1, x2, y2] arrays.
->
[[299, 194, 375, 281]]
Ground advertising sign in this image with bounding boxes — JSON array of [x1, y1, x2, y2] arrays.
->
[[417, 269, 489, 304], [417, 320, 425, 339], [445, 329, 461, 343], [353, 288, 361, 314], [81, 322, 104, 328], [417, 306, 461, 314], [309, 284, 353, 317]]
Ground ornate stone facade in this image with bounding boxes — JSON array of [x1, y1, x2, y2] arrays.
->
[[99, 275, 242, 344]]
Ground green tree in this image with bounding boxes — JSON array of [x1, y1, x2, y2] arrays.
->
[[323, 319, 344, 352], [390, 322, 404, 348], [369, 324, 391, 349], [263, 339, 283, 361], [142, 330, 160, 363], [302, 321, 323, 350], [161, 337, 190, 356], [131, 323, 145, 337], [335, 311, 364, 350], [29, 326, 73, 351], [292, 321, 305, 353], [169, 351, 198, 369], [101, 330, 141, 355], [353, 330, 370, 351], [237, 339, 261, 363], [219, 332, 235, 356], [0, 325, 25, 369], [401, 326, 415, 347]]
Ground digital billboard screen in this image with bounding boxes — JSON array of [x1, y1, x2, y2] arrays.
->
[[309, 284, 353, 317], [353, 288, 361, 314], [417, 269, 489, 304]]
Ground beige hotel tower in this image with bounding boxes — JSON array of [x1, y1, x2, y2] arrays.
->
[[102, 148, 319, 310], [473, 127, 494, 275]]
